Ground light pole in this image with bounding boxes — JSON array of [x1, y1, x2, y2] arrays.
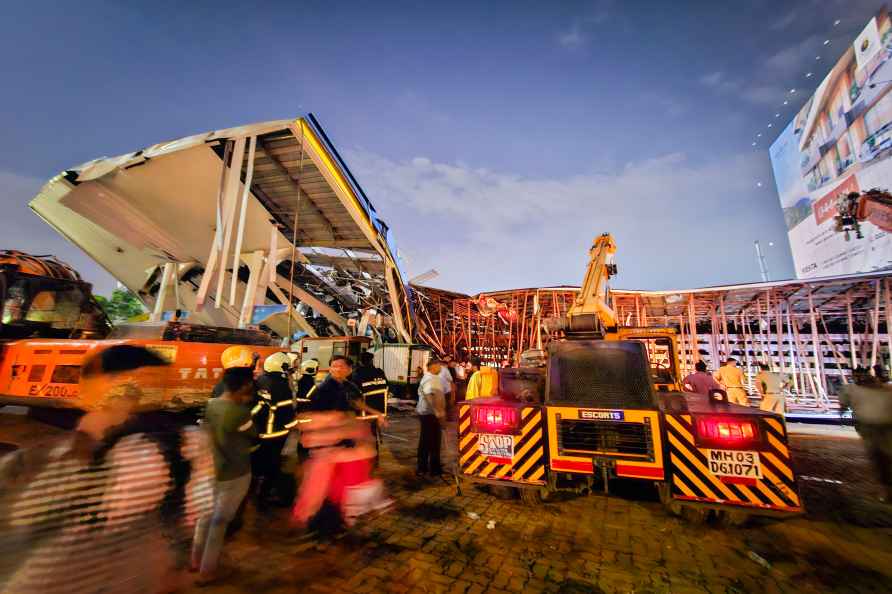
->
[[754, 240, 770, 282]]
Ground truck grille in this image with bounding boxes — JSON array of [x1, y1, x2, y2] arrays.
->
[[558, 420, 651, 457]]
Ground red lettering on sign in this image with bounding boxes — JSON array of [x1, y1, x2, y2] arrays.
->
[[814, 175, 860, 225]]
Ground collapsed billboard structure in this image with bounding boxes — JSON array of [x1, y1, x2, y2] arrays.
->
[[30, 116, 413, 343], [413, 272, 892, 408]]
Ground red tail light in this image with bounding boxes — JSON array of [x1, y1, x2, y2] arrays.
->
[[472, 406, 519, 434], [694, 416, 761, 449]]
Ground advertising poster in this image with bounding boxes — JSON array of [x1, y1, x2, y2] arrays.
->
[[770, 11, 892, 278]]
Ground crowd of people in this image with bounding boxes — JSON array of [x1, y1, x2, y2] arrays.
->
[[681, 357, 791, 415], [681, 356, 892, 501], [0, 343, 509, 592]]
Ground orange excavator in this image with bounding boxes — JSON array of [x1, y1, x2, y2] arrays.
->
[[0, 250, 281, 412]]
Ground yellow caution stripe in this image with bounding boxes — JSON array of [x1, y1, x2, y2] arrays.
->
[[457, 405, 546, 485], [665, 414, 801, 511]]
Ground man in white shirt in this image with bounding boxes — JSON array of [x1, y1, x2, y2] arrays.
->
[[437, 357, 456, 408], [417, 360, 446, 477]]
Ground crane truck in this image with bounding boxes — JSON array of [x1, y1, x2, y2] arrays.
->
[[456, 234, 803, 524]]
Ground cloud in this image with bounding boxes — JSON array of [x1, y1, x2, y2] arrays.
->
[[557, 25, 586, 50], [0, 171, 118, 295], [699, 71, 740, 94], [741, 84, 789, 106], [770, 9, 798, 31], [700, 71, 790, 107], [347, 150, 790, 292], [584, 0, 614, 25], [557, 1, 614, 50]]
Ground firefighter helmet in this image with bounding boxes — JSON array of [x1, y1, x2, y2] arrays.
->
[[221, 345, 256, 369], [301, 359, 319, 375], [263, 352, 292, 374]]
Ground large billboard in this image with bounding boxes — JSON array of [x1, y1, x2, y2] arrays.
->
[[770, 11, 892, 278]]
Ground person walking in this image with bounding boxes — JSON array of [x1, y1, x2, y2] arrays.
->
[[755, 363, 788, 416], [252, 352, 300, 511], [417, 359, 446, 477], [292, 356, 388, 533], [682, 360, 723, 396], [841, 366, 892, 503], [191, 348, 257, 585], [437, 357, 456, 411], [0, 345, 210, 594], [714, 358, 749, 406]]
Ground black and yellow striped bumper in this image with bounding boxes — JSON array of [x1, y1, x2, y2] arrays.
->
[[458, 404, 546, 484], [664, 413, 802, 513]]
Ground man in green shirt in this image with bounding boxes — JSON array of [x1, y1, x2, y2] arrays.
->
[[191, 361, 257, 584]]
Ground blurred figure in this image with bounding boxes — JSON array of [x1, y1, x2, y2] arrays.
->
[[252, 352, 299, 512], [191, 349, 257, 585], [417, 359, 447, 477], [292, 356, 389, 533], [682, 361, 723, 396], [755, 363, 788, 416], [466, 357, 499, 400], [714, 358, 748, 406], [841, 366, 892, 503], [0, 345, 213, 594]]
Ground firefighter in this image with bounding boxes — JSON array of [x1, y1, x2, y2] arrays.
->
[[351, 351, 388, 412], [350, 352, 388, 449], [714, 358, 748, 406], [251, 352, 299, 511], [297, 359, 319, 401], [466, 357, 499, 400]]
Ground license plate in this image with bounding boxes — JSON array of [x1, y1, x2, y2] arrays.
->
[[478, 434, 514, 459], [706, 450, 762, 479]]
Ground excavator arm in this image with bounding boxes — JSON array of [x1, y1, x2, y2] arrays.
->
[[568, 233, 618, 329], [545, 233, 618, 337]]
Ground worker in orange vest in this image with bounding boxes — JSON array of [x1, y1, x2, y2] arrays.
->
[[466, 357, 499, 400]]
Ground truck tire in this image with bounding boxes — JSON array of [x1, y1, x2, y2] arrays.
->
[[715, 509, 750, 527], [680, 506, 711, 524], [657, 482, 683, 517], [490, 485, 516, 499], [519, 486, 550, 505]]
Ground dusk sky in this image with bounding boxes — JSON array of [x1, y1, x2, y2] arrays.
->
[[1, 0, 885, 296]]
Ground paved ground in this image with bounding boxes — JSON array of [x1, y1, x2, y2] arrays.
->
[[2, 407, 891, 593], [187, 414, 892, 594]]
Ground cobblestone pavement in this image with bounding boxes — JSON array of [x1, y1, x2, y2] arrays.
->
[[1, 408, 890, 593], [183, 414, 892, 594]]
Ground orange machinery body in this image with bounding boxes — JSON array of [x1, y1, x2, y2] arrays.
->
[[0, 338, 281, 410]]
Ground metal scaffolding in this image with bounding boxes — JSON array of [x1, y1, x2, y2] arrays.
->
[[413, 271, 892, 408]]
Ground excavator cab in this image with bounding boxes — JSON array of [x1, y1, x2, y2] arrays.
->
[[0, 252, 110, 339]]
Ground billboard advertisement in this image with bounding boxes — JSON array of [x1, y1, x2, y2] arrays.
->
[[770, 11, 892, 278]]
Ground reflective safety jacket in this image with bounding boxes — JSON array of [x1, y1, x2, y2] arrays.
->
[[350, 365, 388, 415], [252, 372, 298, 439], [466, 366, 499, 400]]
